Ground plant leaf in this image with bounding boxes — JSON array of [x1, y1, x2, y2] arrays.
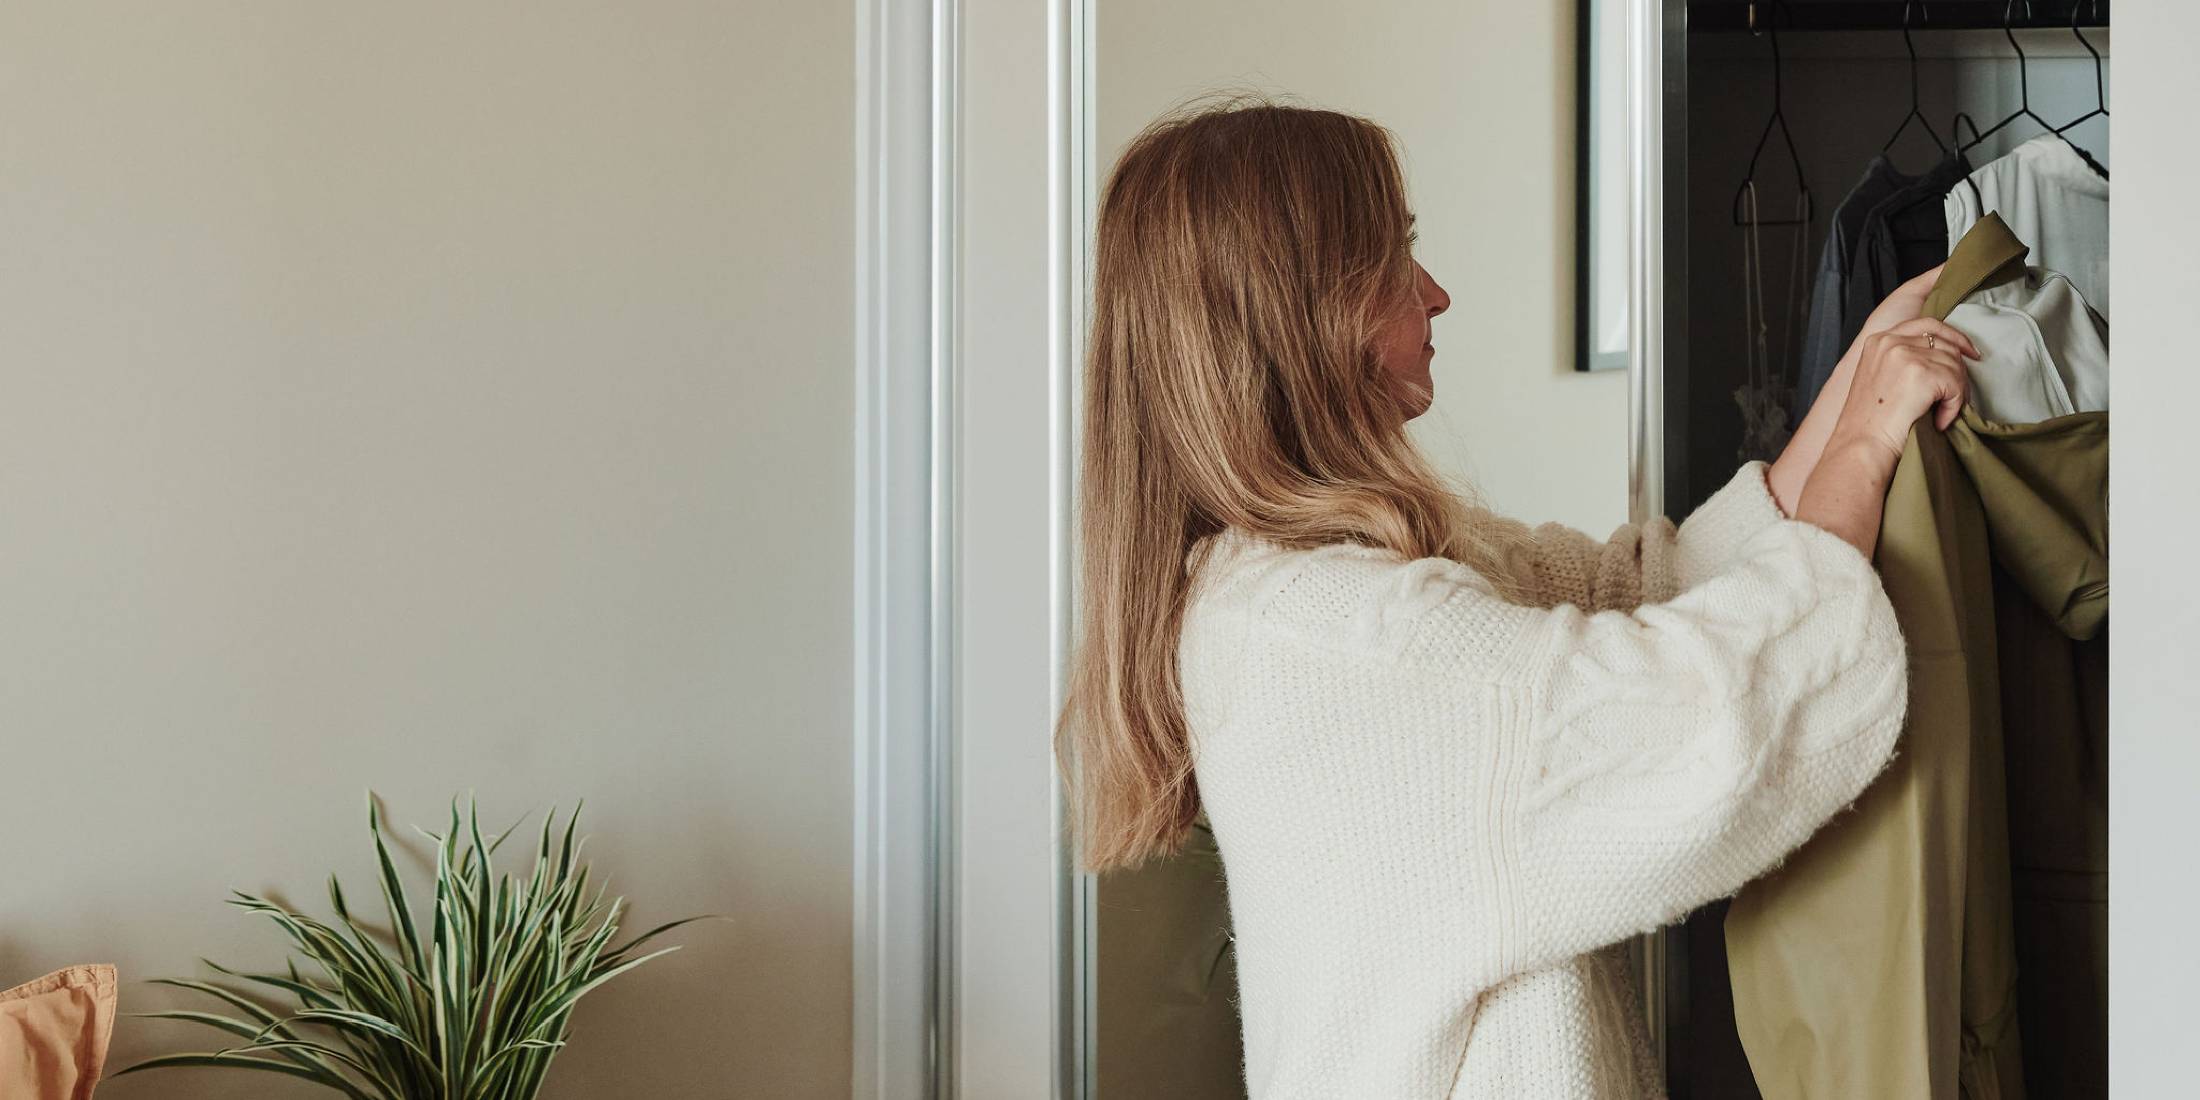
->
[[110, 1051, 379, 1100], [601, 914, 731, 964], [370, 792, 427, 974]]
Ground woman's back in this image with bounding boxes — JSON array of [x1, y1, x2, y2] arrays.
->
[[1066, 95, 1965, 1099], [1178, 462, 1909, 1098]]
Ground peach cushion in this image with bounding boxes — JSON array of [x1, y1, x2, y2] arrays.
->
[[0, 965, 117, 1100]]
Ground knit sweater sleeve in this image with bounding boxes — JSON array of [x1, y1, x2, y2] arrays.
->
[[1205, 462, 1907, 991], [1484, 477, 1908, 978], [1473, 461, 1793, 613]]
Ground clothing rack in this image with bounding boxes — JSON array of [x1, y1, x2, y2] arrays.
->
[[1692, 0, 2107, 33]]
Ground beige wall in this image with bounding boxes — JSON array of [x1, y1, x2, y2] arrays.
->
[[0, 3, 852, 1097], [1098, 0, 1629, 534]]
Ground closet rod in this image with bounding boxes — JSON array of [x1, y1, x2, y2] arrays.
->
[[1692, 0, 2106, 33]]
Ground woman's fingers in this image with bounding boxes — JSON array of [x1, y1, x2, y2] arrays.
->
[[1923, 347, 1970, 431], [1842, 309, 1982, 446], [1881, 316, 1981, 359], [1873, 336, 1971, 434], [1933, 368, 1967, 429]]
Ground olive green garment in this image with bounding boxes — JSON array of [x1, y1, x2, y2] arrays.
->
[[1097, 815, 1246, 1099], [1726, 212, 2108, 1100]]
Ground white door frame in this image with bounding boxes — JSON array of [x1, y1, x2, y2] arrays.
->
[[849, 0, 956, 1095], [857, 5, 2200, 1098], [852, 0, 1092, 1097]]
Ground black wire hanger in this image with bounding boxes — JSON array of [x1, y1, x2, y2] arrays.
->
[[2053, 0, 2109, 177], [1880, 105, 1986, 235], [1731, 0, 1814, 227], [1881, 1, 1949, 161], [1959, 1, 2107, 177]]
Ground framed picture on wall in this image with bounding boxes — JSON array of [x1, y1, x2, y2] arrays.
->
[[1576, 0, 1629, 372]]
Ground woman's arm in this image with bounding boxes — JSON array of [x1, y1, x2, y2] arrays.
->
[[1788, 313, 1974, 556], [1494, 506, 1911, 973], [1766, 263, 1973, 522], [1486, 266, 1974, 615], [1208, 463, 1909, 988]]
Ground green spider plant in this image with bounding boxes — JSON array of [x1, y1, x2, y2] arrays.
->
[[117, 794, 716, 1099]]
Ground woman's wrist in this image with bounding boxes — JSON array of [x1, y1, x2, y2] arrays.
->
[[1822, 424, 1902, 471], [1794, 434, 1899, 556]]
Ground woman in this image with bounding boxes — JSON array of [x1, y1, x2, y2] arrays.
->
[[1055, 98, 1978, 1099]]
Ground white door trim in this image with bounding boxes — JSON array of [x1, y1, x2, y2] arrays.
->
[[851, 0, 958, 1095], [1049, 2, 1098, 1096], [954, 0, 1089, 1094], [855, 0, 1087, 1096]]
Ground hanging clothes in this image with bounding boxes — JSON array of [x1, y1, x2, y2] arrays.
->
[[1945, 135, 2109, 319], [1793, 151, 1972, 418], [1724, 213, 2109, 1100], [1736, 183, 1809, 462], [1943, 266, 2108, 422], [1929, 225, 2111, 1100], [1847, 149, 1978, 344], [1795, 157, 1916, 417]]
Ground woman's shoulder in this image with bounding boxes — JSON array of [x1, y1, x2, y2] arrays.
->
[[1187, 527, 1533, 668]]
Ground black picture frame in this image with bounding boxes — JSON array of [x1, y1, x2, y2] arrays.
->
[[1576, 0, 1629, 372]]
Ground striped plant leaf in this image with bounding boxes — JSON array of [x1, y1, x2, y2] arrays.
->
[[118, 792, 721, 1099]]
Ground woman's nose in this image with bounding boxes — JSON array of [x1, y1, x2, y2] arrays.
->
[[1415, 263, 1451, 316]]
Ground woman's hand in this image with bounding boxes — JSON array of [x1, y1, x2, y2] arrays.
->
[[1766, 263, 1951, 515], [1793, 315, 1977, 556], [1828, 316, 1978, 462]]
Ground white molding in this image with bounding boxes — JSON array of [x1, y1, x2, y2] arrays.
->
[[953, 0, 1074, 1093], [930, 0, 964, 1094], [1625, 0, 1670, 1079], [858, 0, 1074, 1094], [1626, 0, 1666, 532], [851, 0, 955, 1094], [1049, 1, 1097, 1098]]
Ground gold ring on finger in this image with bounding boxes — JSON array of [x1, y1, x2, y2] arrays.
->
[[1925, 333, 1937, 350]]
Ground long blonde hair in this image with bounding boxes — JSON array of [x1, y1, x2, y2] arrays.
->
[[1058, 94, 1534, 873]]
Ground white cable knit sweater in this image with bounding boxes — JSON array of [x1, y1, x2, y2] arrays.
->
[[1179, 461, 1910, 1099]]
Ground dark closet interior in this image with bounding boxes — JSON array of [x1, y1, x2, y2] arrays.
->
[[1659, 2, 2110, 1097]]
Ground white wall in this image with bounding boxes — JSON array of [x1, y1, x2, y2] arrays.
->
[[1097, 0, 1628, 534], [955, 0, 1063, 1095], [0, 4, 854, 1097], [2108, 6, 2200, 1097]]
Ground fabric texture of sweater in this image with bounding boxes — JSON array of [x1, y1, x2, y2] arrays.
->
[[1179, 460, 1912, 1098]]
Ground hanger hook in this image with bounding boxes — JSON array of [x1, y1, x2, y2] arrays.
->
[[2002, 0, 2033, 112], [2054, 0, 2109, 137], [2071, 0, 2105, 115], [1732, 0, 1813, 226], [1904, 2, 1926, 106]]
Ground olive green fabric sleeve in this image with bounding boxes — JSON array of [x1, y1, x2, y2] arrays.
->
[[1946, 409, 2109, 641]]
